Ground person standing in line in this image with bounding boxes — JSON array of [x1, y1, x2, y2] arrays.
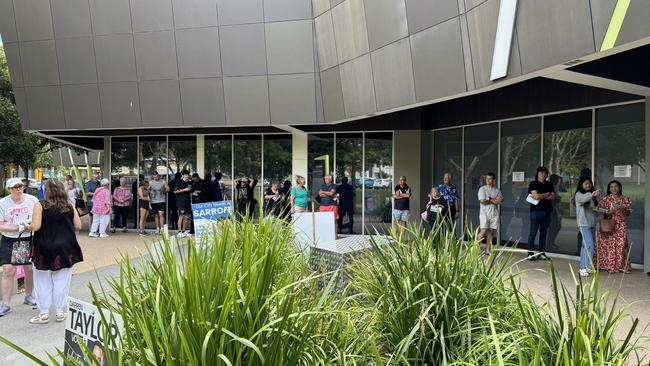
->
[[174, 170, 192, 238], [290, 176, 309, 214], [279, 180, 292, 219], [438, 173, 460, 229], [527, 166, 556, 261], [85, 173, 101, 235], [191, 173, 208, 204], [150, 172, 169, 235], [138, 181, 151, 237], [476, 173, 503, 255], [37, 174, 50, 201], [393, 176, 411, 236], [168, 172, 181, 230], [111, 178, 132, 233], [27, 179, 83, 324], [319, 175, 339, 238], [65, 178, 80, 207], [596, 180, 632, 273], [236, 177, 258, 219], [424, 187, 448, 231], [89, 179, 112, 238], [22, 178, 35, 196], [0, 178, 40, 317], [263, 182, 283, 217], [336, 177, 355, 234], [574, 177, 600, 277], [210, 172, 224, 202]]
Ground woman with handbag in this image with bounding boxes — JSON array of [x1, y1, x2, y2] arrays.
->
[[0, 178, 40, 317], [574, 177, 600, 277], [596, 180, 632, 273], [27, 179, 83, 324]]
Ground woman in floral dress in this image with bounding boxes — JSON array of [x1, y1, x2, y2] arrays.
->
[[596, 180, 632, 273]]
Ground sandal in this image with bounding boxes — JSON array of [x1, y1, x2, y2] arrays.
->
[[29, 314, 49, 324], [56, 313, 66, 322]]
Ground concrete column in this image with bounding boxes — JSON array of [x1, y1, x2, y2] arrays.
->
[[197, 134, 205, 176], [643, 97, 650, 274], [393, 130, 433, 223], [292, 131, 308, 187]]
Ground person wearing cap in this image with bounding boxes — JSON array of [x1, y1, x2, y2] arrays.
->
[[85, 173, 101, 234], [149, 172, 169, 235], [89, 179, 112, 238], [0, 178, 41, 316], [37, 173, 50, 201]]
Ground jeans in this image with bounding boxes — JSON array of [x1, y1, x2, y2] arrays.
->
[[113, 206, 129, 228], [528, 211, 551, 253], [579, 226, 595, 270]]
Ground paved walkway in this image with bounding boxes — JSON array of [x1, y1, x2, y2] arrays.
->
[[0, 234, 648, 365]]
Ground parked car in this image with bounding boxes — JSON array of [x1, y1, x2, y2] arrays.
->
[[373, 178, 391, 188], [364, 178, 375, 189]]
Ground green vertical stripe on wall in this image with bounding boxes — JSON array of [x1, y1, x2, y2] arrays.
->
[[600, 0, 631, 51]]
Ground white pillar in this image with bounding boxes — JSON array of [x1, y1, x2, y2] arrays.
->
[[197, 134, 205, 176], [292, 131, 308, 187]]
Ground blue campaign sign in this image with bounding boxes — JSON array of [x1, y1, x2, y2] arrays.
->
[[191, 200, 233, 240]]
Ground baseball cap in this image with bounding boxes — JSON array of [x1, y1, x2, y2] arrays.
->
[[100, 178, 110, 185], [6, 178, 24, 189], [43, 173, 50, 179]]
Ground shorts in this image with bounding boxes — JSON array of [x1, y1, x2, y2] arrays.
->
[[393, 209, 410, 222], [178, 207, 192, 217], [294, 206, 308, 213], [151, 202, 165, 213], [139, 200, 150, 210], [319, 205, 339, 220], [479, 213, 499, 230]]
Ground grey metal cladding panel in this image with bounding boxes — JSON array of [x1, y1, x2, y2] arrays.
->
[[339, 54, 376, 117], [180, 78, 226, 126], [464, 0, 486, 11], [314, 12, 338, 70], [216, 0, 263, 26], [269, 73, 316, 124], [139, 79, 182, 127], [61, 84, 102, 129], [370, 39, 415, 111], [265, 0, 311, 22], [517, 0, 595, 74], [172, 0, 218, 29], [590, 0, 616, 50], [332, 0, 370, 63], [94, 34, 137, 82], [20, 40, 60, 86], [13, 0, 53, 41], [134, 31, 179, 81], [0, 0, 18, 42], [320, 66, 345, 121], [266, 20, 314, 74], [51, 0, 92, 38], [12, 87, 29, 129], [315, 70, 324, 123], [176, 27, 221, 78], [99, 82, 141, 127], [3, 43, 24, 87], [223, 76, 270, 125], [405, 0, 458, 34], [56, 37, 98, 84], [89, 0, 132, 35], [364, 0, 408, 51], [131, 0, 173, 32], [25, 86, 65, 130], [411, 17, 466, 102], [466, 0, 521, 88], [331, 0, 344, 7], [616, 1, 650, 46], [313, 0, 329, 17], [219, 24, 267, 77]]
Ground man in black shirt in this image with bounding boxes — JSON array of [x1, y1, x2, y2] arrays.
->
[[174, 170, 192, 238], [318, 175, 338, 239], [236, 177, 258, 219], [393, 176, 411, 236], [527, 166, 556, 261], [336, 177, 355, 234], [190, 173, 207, 203]]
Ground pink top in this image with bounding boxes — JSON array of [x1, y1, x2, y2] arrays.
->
[[91, 187, 112, 215], [113, 186, 133, 207]]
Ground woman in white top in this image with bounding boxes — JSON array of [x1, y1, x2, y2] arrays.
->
[[65, 178, 79, 206]]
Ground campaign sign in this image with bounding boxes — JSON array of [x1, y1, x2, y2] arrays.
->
[[192, 200, 233, 239], [64, 298, 124, 366]]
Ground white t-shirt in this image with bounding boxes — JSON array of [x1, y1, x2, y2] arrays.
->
[[66, 187, 79, 205], [0, 194, 39, 238], [478, 185, 502, 218]]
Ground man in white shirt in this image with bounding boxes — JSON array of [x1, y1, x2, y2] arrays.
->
[[477, 173, 503, 255]]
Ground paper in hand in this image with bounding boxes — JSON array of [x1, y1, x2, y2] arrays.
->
[[526, 194, 539, 205]]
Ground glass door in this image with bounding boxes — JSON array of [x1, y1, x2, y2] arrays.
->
[[335, 133, 363, 234], [110, 137, 138, 229], [364, 132, 393, 235]]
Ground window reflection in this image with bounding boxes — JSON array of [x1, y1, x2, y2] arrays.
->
[[205, 136, 233, 201], [308, 134, 334, 212], [336, 133, 363, 234], [364, 132, 393, 235], [110, 137, 137, 229]]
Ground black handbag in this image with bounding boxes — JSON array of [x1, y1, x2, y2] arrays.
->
[[9, 234, 33, 265]]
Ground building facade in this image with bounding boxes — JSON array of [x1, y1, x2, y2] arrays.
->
[[1, 0, 649, 270]]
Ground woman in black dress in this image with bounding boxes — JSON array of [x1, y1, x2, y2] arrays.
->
[[29, 179, 83, 324]]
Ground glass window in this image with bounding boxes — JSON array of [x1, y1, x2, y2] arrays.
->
[[205, 135, 233, 200], [463, 124, 499, 233], [543, 110, 592, 256], [110, 137, 137, 229], [364, 132, 393, 235], [139, 136, 167, 228], [335, 133, 363, 234], [263, 134, 292, 187], [168, 136, 197, 175], [500, 118, 541, 244], [433, 129, 463, 186], [308, 134, 334, 211], [234, 135, 262, 216], [595, 103, 645, 263]]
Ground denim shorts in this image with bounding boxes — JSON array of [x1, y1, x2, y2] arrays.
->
[[393, 209, 410, 222]]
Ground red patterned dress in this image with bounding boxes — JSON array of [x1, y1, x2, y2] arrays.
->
[[596, 194, 632, 272]]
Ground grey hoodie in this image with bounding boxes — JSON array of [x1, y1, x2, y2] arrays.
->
[[575, 191, 596, 227]]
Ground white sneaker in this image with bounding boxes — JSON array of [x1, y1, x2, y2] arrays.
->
[[99, 233, 110, 238], [155, 228, 161, 235], [579, 268, 590, 277], [88, 232, 99, 237], [176, 231, 187, 238]]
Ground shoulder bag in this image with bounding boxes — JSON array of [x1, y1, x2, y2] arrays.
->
[[10, 233, 33, 265]]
